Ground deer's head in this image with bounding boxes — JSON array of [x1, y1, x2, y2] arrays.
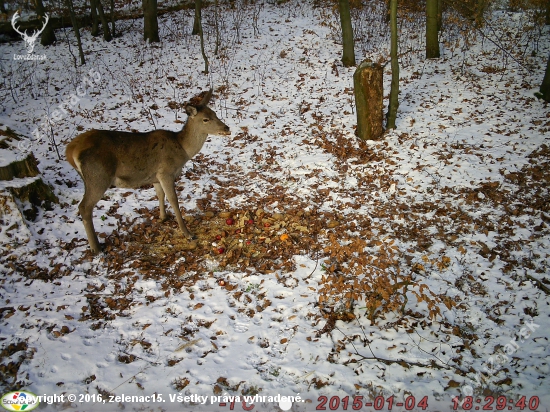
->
[[185, 89, 231, 136], [12, 11, 49, 54]]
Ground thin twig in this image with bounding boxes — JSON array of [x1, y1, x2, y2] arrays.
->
[[336, 325, 451, 370], [525, 273, 550, 295]]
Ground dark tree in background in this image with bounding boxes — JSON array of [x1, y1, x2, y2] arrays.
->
[[386, 0, 399, 129], [195, 0, 209, 73], [143, 0, 159, 42], [90, 0, 112, 41], [35, 0, 56, 46], [338, 0, 355, 67], [539, 53, 550, 102], [193, 0, 202, 35], [91, 0, 99, 36], [65, 0, 86, 65], [426, 0, 440, 58], [109, 0, 116, 37]]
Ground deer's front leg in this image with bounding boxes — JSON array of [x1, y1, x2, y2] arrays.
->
[[157, 175, 194, 240]]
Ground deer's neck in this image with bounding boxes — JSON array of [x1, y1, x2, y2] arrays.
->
[[178, 122, 208, 159]]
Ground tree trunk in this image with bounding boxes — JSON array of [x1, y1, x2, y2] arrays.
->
[[338, 0, 355, 67], [195, 0, 208, 73], [354, 60, 384, 140], [192, 0, 201, 35], [96, 0, 112, 41], [214, 0, 220, 55], [90, 0, 99, 36], [386, 0, 399, 129], [0, 130, 58, 227], [539, 53, 550, 102], [109, 0, 115, 37], [437, 0, 442, 31], [143, 0, 159, 42], [426, 0, 440, 58], [65, 0, 86, 65], [34, 0, 56, 46]]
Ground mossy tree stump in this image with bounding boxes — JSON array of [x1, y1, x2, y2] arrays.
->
[[0, 128, 58, 224], [354, 60, 384, 140]]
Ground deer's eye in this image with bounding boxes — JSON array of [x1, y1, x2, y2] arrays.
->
[[203, 118, 210, 123]]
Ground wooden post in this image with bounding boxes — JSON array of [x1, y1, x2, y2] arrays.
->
[[353, 60, 384, 140]]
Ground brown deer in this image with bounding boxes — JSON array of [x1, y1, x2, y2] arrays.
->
[[66, 89, 230, 254]]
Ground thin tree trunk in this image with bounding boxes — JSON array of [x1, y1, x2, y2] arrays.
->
[[539, 53, 550, 102], [96, 0, 112, 41], [195, 0, 208, 73], [142, 0, 159, 42], [110, 0, 115, 37], [338, 0, 355, 67], [426, 0, 440, 58], [65, 0, 85, 65], [90, 0, 99, 36], [35, 0, 56, 46], [386, 0, 399, 129], [214, 0, 220, 55], [437, 0, 442, 31], [192, 0, 201, 35]]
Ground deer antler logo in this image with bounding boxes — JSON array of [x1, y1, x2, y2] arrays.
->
[[12, 11, 49, 54]]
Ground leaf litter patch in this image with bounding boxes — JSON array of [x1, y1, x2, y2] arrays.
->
[[97, 203, 337, 286]]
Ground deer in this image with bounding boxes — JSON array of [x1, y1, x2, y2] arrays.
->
[[66, 89, 231, 254], [12, 11, 49, 54]]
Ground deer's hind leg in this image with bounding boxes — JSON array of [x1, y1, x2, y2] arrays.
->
[[154, 183, 168, 222], [78, 158, 114, 254]]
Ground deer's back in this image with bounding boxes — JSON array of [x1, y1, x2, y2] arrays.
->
[[66, 129, 190, 188]]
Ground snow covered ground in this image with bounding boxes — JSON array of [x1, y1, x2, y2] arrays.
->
[[0, 1, 549, 411]]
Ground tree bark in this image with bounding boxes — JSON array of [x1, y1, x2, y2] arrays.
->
[[437, 0, 442, 31], [195, 0, 208, 73], [354, 60, 384, 140], [142, 0, 159, 42], [192, 0, 201, 35], [90, 0, 99, 36], [539, 53, 550, 102], [34, 0, 56, 46], [214, 0, 220, 55], [96, 0, 112, 41], [65, 0, 86, 65], [426, 0, 440, 58], [0, 153, 58, 217], [338, 0, 355, 67], [386, 0, 399, 129], [110, 0, 116, 37]]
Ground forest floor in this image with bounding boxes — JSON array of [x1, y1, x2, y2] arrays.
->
[[0, 1, 549, 411]]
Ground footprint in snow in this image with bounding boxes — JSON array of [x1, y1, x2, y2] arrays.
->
[[233, 320, 249, 333]]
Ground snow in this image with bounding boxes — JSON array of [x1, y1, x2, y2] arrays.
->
[[1, 1, 550, 411]]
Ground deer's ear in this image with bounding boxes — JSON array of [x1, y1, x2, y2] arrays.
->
[[185, 105, 198, 117], [198, 88, 213, 108]]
